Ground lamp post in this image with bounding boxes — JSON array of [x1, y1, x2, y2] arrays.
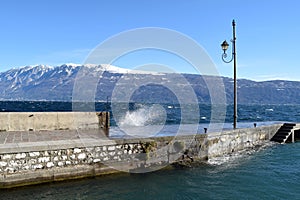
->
[[221, 19, 237, 129]]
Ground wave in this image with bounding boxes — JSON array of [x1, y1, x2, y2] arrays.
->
[[207, 141, 276, 166], [118, 104, 167, 127]]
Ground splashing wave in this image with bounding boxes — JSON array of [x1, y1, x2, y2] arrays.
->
[[119, 104, 167, 127]]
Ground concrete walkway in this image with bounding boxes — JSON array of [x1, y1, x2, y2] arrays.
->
[[0, 121, 285, 155], [0, 129, 114, 154]]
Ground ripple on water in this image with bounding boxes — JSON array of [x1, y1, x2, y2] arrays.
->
[[2, 143, 300, 199]]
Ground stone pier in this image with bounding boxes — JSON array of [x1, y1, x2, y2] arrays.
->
[[0, 112, 283, 188]]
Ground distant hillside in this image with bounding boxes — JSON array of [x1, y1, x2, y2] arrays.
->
[[1, 64, 300, 104]]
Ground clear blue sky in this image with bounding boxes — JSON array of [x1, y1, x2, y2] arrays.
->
[[0, 0, 299, 81]]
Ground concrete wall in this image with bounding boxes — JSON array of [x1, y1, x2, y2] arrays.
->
[[0, 112, 109, 131], [0, 123, 282, 188]]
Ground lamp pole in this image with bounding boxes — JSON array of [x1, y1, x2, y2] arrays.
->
[[221, 19, 237, 129]]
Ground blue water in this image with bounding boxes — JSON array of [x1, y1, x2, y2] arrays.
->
[[2, 142, 300, 199], [1, 102, 300, 199], [0, 101, 298, 125]]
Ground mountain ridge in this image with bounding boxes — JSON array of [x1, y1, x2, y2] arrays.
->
[[1, 64, 300, 104]]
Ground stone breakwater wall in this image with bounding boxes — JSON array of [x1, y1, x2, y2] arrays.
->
[[207, 124, 282, 158], [0, 112, 109, 132], [0, 124, 282, 188], [0, 140, 145, 187]]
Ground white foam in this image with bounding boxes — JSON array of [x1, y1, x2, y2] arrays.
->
[[118, 104, 166, 127], [208, 141, 275, 166], [117, 104, 167, 137]]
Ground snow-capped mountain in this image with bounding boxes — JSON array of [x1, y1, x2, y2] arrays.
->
[[0, 64, 168, 102], [1, 64, 300, 104]]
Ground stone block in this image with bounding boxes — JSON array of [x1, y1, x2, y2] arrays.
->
[[46, 162, 54, 168], [0, 161, 7, 167], [2, 154, 12, 160], [93, 159, 101, 163], [15, 153, 26, 159], [57, 161, 64, 167], [38, 157, 50, 163], [74, 148, 82, 154], [33, 164, 43, 169], [78, 153, 86, 160], [66, 161, 71, 165], [107, 146, 115, 151], [29, 152, 40, 157]]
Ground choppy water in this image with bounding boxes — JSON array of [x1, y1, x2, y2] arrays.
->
[[1, 102, 300, 199], [1, 101, 299, 125]]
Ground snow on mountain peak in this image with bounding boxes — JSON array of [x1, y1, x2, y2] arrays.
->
[[4, 63, 165, 77], [97, 64, 164, 75]]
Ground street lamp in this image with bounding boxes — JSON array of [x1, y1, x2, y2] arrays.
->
[[221, 19, 237, 129]]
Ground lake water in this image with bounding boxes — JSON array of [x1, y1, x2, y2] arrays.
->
[[1, 102, 300, 199], [2, 142, 300, 200]]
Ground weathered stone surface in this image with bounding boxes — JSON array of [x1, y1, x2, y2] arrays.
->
[[66, 161, 71, 165], [74, 148, 81, 154], [77, 153, 86, 160], [38, 157, 50, 163], [29, 152, 40, 157], [70, 155, 76, 160], [0, 161, 7, 167], [2, 154, 12, 160], [46, 162, 54, 168], [57, 161, 64, 167], [15, 153, 26, 159], [107, 146, 115, 151], [93, 159, 101, 163]]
